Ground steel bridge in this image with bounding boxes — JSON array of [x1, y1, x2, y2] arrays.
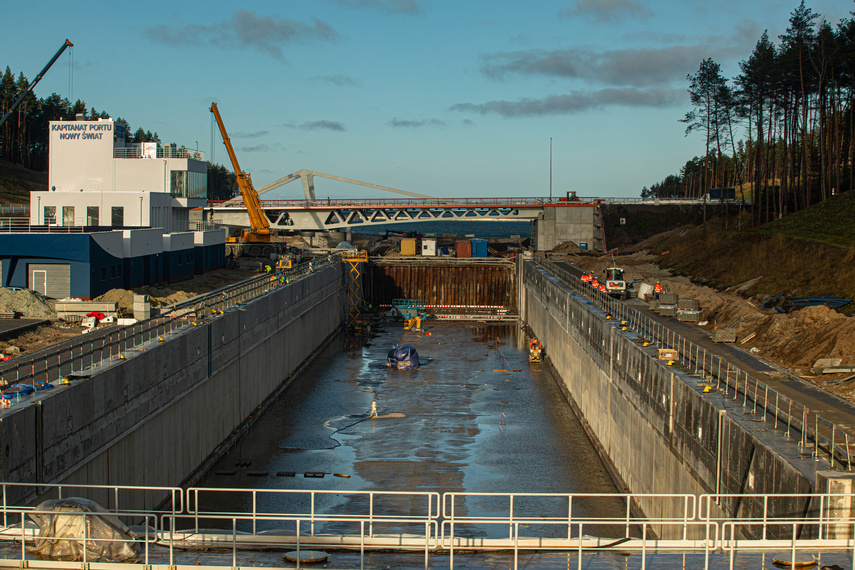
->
[[200, 169, 711, 232]]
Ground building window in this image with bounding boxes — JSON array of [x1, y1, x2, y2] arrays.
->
[[100, 267, 106, 281], [43, 206, 56, 225], [190, 170, 207, 198], [111, 206, 124, 227], [62, 206, 75, 226], [171, 170, 188, 197], [87, 206, 99, 226]]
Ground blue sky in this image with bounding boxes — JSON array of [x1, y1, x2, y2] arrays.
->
[[3, 0, 851, 199]]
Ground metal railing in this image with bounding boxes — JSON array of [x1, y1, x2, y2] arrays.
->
[[0, 486, 852, 569], [209, 195, 727, 209], [532, 254, 853, 471], [0, 218, 85, 233], [441, 492, 696, 543], [0, 482, 183, 525], [186, 487, 441, 536], [0, 205, 28, 214], [0, 254, 344, 391], [113, 146, 204, 161]]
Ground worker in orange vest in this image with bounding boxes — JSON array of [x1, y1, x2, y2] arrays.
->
[[592, 275, 599, 288], [581, 273, 589, 283], [654, 281, 663, 299], [598, 283, 606, 293]]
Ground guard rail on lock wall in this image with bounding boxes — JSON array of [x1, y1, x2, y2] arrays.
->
[[0, 254, 344, 392], [0, 483, 853, 570], [532, 254, 853, 471]]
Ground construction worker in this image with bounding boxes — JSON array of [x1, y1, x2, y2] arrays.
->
[[592, 275, 599, 288], [598, 283, 606, 293], [654, 281, 663, 299]]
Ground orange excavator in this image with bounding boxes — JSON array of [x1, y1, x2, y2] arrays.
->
[[210, 103, 271, 257]]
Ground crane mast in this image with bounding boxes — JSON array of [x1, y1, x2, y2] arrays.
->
[[209, 103, 270, 239], [0, 39, 73, 129]]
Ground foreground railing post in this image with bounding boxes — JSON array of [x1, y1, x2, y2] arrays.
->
[[360, 520, 365, 570], [229, 517, 237, 568]]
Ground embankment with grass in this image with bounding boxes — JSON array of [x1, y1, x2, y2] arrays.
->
[[645, 192, 855, 312]]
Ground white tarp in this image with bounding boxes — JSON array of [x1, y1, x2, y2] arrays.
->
[[28, 498, 139, 562]]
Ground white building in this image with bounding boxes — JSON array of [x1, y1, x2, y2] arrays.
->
[[30, 118, 207, 232]]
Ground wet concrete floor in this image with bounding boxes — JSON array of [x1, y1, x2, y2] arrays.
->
[[198, 321, 623, 515]]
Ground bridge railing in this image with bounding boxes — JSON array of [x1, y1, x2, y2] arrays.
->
[[0, 255, 343, 392], [208, 196, 728, 209], [532, 255, 853, 471]]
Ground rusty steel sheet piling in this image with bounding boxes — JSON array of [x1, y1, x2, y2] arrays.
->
[[364, 260, 517, 314]]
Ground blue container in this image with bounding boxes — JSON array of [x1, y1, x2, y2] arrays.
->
[[471, 238, 488, 257]]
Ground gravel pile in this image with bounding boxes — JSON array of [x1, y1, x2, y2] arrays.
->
[[0, 288, 56, 318]]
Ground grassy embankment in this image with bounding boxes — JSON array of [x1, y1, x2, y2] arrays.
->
[[646, 191, 855, 311], [0, 160, 47, 204]]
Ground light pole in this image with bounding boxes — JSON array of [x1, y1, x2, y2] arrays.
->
[[549, 137, 553, 200]]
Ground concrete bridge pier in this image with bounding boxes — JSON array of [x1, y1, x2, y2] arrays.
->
[[535, 204, 602, 252]]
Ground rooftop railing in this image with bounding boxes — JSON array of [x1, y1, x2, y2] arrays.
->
[[113, 146, 204, 161]]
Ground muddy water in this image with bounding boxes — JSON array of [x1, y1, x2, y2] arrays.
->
[[195, 322, 627, 538]]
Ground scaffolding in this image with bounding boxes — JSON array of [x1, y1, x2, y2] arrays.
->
[[342, 250, 368, 326]]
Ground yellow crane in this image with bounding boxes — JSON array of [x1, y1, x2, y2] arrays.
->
[[210, 103, 271, 256]]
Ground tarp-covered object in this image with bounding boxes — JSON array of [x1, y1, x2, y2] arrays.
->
[[388, 344, 420, 369], [28, 498, 139, 562]]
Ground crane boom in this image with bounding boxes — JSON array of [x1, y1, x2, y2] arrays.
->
[[0, 39, 73, 129], [209, 102, 270, 235]]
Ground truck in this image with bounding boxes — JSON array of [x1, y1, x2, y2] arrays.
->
[[604, 267, 628, 300], [210, 103, 272, 258]]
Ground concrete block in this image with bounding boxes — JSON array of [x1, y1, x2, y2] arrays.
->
[[659, 304, 677, 317], [712, 328, 737, 343], [817, 471, 855, 539], [659, 293, 678, 305], [676, 309, 702, 322]]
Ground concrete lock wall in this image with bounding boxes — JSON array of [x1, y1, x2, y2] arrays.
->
[[521, 261, 822, 538], [0, 265, 345, 509]]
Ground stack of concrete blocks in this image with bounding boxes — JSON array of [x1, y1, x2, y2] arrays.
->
[[55, 301, 119, 322], [712, 328, 738, 343], [133, 294, 151, 321], [676, 298, 702, 322], [657, 293, 678, 317]]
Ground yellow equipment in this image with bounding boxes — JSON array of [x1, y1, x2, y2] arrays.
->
[[210, 103, 271, 255], [529, 338, 542, 363], [275, 256, 292, 271], [404, 316, 422, 331]]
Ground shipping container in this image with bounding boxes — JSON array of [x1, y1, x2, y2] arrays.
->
[[401, 237, 418, 256], [471, 238, 488, 257], [421, 238, 436, 256], [455, 239, 472, 258]]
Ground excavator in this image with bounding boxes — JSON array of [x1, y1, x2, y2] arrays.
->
[[210, 103, 272, 258]]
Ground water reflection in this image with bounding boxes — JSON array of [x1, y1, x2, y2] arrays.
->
[[195, 322, 630, 539]]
